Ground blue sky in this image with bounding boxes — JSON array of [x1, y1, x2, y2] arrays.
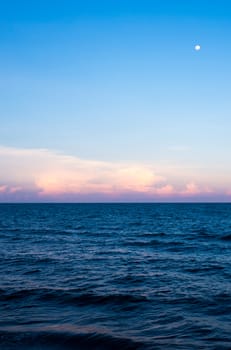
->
[[0, 0, 231, 201]]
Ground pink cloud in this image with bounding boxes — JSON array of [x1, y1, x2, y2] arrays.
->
[[155, 185, 175, 196], [181, 182, 213, 197], [0, 145, 230, 202], [0, 185, 7, 193], [182, 182, 200, 195]]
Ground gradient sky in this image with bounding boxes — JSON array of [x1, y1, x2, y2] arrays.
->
[[1, 0, 231, 202]]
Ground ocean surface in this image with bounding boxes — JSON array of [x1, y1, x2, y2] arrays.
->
[[1, 203, 231, 349]]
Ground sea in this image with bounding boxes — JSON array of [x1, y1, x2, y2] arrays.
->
[[1, 203, 231, 349]]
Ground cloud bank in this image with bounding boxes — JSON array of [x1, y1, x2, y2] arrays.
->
[[0, 145, 230, 202]]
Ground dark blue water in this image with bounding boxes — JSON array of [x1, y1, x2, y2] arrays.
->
[[1, 203, 231, 349]]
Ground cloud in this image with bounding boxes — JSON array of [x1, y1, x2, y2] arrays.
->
[[0, 185, 7, 193], [0, 145, 164, 201], [0, 145, 230, 202], [182, 182, 200, 195]]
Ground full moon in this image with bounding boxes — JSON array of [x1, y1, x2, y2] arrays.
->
[[195, 45, 201, 51]]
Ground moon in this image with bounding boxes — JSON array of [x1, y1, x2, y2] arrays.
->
[[195, 45, 201, 51]]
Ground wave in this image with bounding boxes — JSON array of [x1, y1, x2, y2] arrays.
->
[[185, 265, 224, 273], [123, 239, 162, 247], [220, 234, 231, 241], [0, 228, 89, 236], [0, 329, 146, 350], [0, 288, 148, 308]]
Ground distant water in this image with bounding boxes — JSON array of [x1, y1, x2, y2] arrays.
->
[[1, 203, 231, 349]]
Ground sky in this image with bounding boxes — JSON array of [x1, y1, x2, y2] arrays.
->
[[1, 0, 231, 202]]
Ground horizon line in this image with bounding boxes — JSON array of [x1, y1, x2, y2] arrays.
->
[[0, 202, 231, 205]]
